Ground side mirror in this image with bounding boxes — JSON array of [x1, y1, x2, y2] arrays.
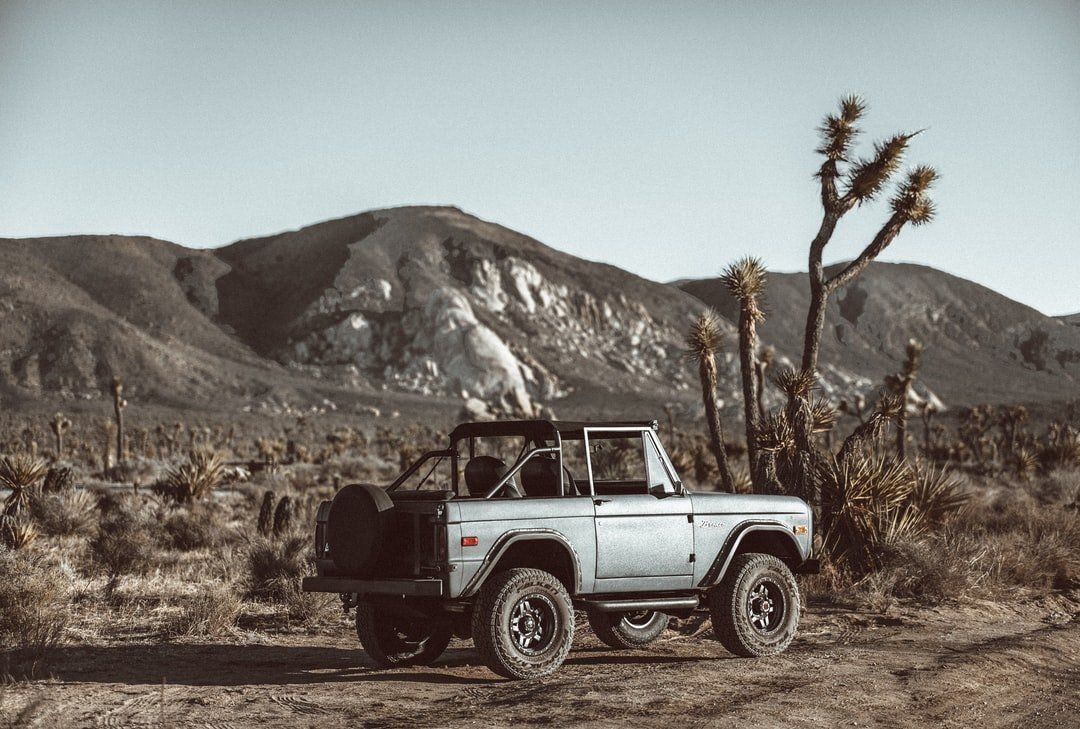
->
[[649, 482, 676, 498]]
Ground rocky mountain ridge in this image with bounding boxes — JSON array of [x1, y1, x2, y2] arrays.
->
[[1, 206, 1075, 420]]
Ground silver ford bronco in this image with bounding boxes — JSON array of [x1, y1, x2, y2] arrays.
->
[[303, 419, 817, 679]]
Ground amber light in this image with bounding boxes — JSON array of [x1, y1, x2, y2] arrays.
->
[[793, 525, 808, 535], [461, 536, 479, 547]]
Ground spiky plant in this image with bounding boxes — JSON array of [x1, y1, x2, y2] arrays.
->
[[686, 311, 735, 491], [0, 454, 48, 517], [837, 393, 904, 464], [885, 338, 924, 460], [720, 256, 768, 491], [1, 514, 40, 550], [157, 449, 226, 503], [907, 463, 968, 524], [49, 413, 72, 459]]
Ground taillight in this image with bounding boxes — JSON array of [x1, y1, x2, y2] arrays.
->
[[461, 536, 479, 547]]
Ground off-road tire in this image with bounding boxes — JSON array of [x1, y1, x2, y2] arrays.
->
[[356, 604, 453, 668], [710, 553, 800, 657], [471, 568, 575, 679], [586, 610, 669, 649]]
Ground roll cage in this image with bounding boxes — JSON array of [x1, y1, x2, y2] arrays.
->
[[387, 419, 678, 499]]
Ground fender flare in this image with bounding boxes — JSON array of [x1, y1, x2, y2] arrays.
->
[[698, 520, 805, 587], [460, 528, 582, 597]]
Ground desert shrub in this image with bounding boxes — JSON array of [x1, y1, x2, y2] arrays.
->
[[89, 503, 161, 586], [244, 534, 309, 601], [162, 583, 242, 637], [40, 466, 75, 494], [28, 489, 98, 537], [162, 504, 228, 551], [0, 548, 69, 680], [152, 449, 225, 503]]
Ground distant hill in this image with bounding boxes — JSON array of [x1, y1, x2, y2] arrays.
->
[[2, 208, 1075, 419], [678, 262, 1080, 404]]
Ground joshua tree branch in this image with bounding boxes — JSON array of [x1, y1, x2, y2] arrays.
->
[[825, 212, 907, 293]]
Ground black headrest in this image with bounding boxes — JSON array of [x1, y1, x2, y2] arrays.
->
[[521, 456, 562, 497], [464, 456, 507, 496]]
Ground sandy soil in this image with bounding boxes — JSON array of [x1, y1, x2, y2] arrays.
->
[[4, 596, 1078, 729]]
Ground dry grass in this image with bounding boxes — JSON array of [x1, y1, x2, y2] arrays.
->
[[0, 549, 69, 681], [162, 583, 242, 638]]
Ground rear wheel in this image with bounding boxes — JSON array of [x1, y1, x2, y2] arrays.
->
[[586, 609, 669, 649], [356, 604, 453, 668], [710, 553, 800, 657], [471, 568, 575, 679]]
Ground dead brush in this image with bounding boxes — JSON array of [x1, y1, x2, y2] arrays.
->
[[243, 533, 310, 602], [28, 488, 98, 537], [0, 548, 69, 681], [162, 583, 242, 638]]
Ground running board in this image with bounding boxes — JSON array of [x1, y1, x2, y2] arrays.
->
[[583, 596, 700, 613]]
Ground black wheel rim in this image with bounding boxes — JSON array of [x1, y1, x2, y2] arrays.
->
[[746, 578, 786, 634], [621, 610, 657, 630], [377, 613, 432, 654], [509, 594, 558, 656]]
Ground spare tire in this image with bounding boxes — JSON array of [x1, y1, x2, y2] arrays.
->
[[326, 483, 394, 575]]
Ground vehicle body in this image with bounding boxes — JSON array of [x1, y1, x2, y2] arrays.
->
[[303, 419, 817, 678]]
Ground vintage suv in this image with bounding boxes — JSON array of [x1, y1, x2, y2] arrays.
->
[[303, 419, 817, 679]]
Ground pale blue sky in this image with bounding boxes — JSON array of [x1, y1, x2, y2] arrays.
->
[[1, 1, 1078, 314]]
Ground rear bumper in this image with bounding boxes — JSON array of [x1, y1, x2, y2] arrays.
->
[[301, 576, 444, 597], [795, 558, 820, 575]]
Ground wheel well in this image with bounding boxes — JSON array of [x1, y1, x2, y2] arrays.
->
[[733, 530, 801, 568], [488, 539, 577, 594]]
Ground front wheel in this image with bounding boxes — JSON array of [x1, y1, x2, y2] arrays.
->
[[356, 604, 453, 668], [471, 568, 575, 679], [586, 610, 669, 649], [710, 553, 800, 657]]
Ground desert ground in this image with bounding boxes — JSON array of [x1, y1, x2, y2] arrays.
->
[[4, 593, 1077, 728]]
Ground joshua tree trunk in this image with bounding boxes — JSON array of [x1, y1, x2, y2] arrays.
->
[[737, 307, 763, 485], [687, 312, 736, 491], [699, 358, 735, 491], [111, 377, 126, 465], [720, 257, 768, 491]]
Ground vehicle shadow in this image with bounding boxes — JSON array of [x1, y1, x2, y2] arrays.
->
[[47, 643, 731, 687], [47, 644, 493, 687]]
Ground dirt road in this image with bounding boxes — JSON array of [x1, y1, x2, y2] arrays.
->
[[5, 596, 1078, 729]]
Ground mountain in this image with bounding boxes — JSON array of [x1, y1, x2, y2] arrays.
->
[[678, 262, 1080, 405], [1, 207, 1075, 421], [0, 207, 729, 417]]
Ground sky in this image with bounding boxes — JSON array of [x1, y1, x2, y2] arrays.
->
[[1, 1, 1078, 315]]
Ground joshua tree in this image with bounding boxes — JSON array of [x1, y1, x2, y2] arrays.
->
[[885, 339, 923, 460], [686, 311, 736, 491], [50, 413, 72, 458], [837, 393, 904, 464], [801, 96, 937, 376], [111, 377, 127, 464], [719, 257, 767, 490]]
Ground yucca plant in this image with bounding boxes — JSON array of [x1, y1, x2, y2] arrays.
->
[[1, 513, 40, 550], [49, 413, 72, 459], [720, 257, 768, 491], [686, 311, 735, 491], [156, 449, 226, 503], [0, 454, 47, 517]]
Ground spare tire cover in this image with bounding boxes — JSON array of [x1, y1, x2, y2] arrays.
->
[[326, 483, 394, 575]]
